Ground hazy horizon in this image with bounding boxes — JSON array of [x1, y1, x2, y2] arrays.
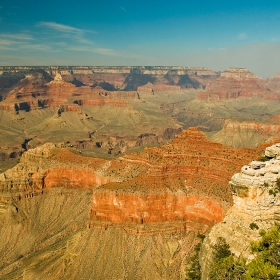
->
[[1, 1, 280, 78]]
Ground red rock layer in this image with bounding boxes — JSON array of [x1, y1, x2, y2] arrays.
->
[[0, 128, 271, 225], [62, 73, 127, 88], [0, 72, 136, 111], [197, 68, 277, 100], [44, 167, 114, 189], [265, 73, 280, 93], [90, 128, 270, 224], [92, 192, 224, 226], [224, 119, 280, 136]]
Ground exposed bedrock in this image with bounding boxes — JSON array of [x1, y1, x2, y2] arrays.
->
[[91, 191, 224, 225], [200, 143, 280, 279], [197, 68, 280, 100], [0, 66, 218, 99], [2, 127, 271, 229], [0, 128, 276, 280], [211, 117, 280, 148], [0, 70, 138, 112]]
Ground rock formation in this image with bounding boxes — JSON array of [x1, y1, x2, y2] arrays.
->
[[0, 128, 269, 224], [0, 66, 217, 93], [0, 66, 280, 176], [210, 117, 280, 148], [200, 143, 280, 279], [0, 127, 275, 279], [266, 73, 280, 93], [197, 68, 280, 100]]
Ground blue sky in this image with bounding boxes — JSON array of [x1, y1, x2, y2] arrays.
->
[[1, 0, 280, 77]]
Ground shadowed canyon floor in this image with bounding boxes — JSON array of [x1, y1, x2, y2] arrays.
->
[[0, 128, 272, 279]]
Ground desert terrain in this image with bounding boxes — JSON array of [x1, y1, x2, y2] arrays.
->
[[0, 66, 280, 279]]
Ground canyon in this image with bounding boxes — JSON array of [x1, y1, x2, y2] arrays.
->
[[0, 66, 280, 171], [1, 66, 280, 279], [0, 127, 272, 279]]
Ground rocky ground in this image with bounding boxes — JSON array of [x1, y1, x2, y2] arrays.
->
[[200, 143, 280, 279]]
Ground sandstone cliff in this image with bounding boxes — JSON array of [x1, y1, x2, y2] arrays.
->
[[197, 68, 280, 100], [210, 117, 280, 148], [1, 66, 279, 162], [0, 66, 217, 94], [0, 128, 269, 279], [200, 143, 280, 279]]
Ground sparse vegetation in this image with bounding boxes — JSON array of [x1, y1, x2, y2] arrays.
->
[[208, 226, 280, 279], [269, 189, 278, 197], [258, 155, 270, 162], [208, 237, 241, 280], [185, 233, 205, 280], [268, 178, 280, 197], [249, 222, 259, 230], [276, 177, 280, 190]]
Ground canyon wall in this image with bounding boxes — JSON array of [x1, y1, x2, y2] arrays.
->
[[197, 68, 280, 100], [211, 117, 280, 148], [200, 143, 280, 279], [0, 128, 275, 279], [0, 128, 268, 221]]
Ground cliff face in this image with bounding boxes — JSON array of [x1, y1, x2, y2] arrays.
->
[[0, 128, 270, 225], [197, 68, 280, 100], [0, 128, 273, 279], [92, 191, 224, 225], [0, 70, 139, 113], [1, 66, 279, 163], [89, 128, 271, 226], [0, 128, 268, 219], [266, 73, 280, 93], [200, 143, 280, 279], [210, 117, 280, 148], [0, 66, 217, 94]]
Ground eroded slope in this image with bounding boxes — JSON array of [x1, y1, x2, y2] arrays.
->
[[0, 128, 270, 279]]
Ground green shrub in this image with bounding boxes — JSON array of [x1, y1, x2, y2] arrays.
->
[[185, 233, 206, 279], [258, 155, 270, 162], [209, 238, 247, 280], [208, 226, 280, 279], [276, 178, 280, 191], [269, 189, 278, 197], [249, 222, 259, 230], [212, 237, 232, 262], [186, 243, 202, 280]]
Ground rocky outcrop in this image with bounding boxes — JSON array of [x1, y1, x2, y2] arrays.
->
[[90, 128, 270, 225], [0, 128, 267, 220], [197, 68, 275, 100], [0, 66, 217, 76], [0, 66, 217, 94], [92, 191, 225, 225], [266, 73, 280, 94], [200, 143, 280, 279], [0, 128, 275, 280], [220, 68, 259, 80], [211, 117, 280, 148], [0, 147, 23, 161], [0, 143, 113, 202], [0, 69, 138, 112]]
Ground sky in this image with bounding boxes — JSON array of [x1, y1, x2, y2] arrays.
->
[[0, 0, 280, 78]]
